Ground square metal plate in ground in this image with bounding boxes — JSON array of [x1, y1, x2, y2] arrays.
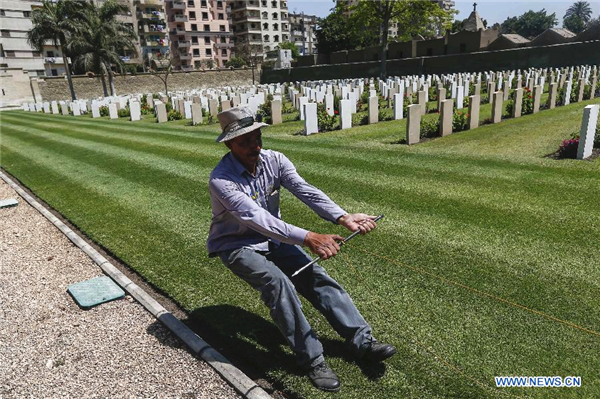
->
[[0, 199, 18, 209], [67, 276, 125, 309]]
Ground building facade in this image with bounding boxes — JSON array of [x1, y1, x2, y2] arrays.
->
[[0, 0, 45, 76], [133, 0, 170, 67], [166, 0, 233, 70], [288, 12, 318, 55], [230, 0, 289, 59]]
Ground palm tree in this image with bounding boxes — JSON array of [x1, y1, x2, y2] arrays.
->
[[27, 0, 87, 100], [564, 1, 593, 24], [69, 0, 138, 97]]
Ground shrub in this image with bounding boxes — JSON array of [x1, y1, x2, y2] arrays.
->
[[595, 122, 600, 149], [505, 88, 533, 116], [282, 101, 295, 114], [428, 86, 438, 102], [141, 94, 148, 107], [141, 104, 153, 115], [99, 106, 109, 117], [168, 109, 183, 121], [378, 107, 394, 121], [558, 134, 579, 159], [352, 112, 368, 126], [257, 99, 273, 124], [453, 110, 469, 132], [420, 118, 440, 139], [333, 95, 341, 113], [118, 107, 130, 118], [317, 103, 338, 132], [165, 102, 173, 113]]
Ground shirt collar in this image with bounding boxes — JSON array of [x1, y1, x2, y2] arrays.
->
[[229, 152, 263, 177]]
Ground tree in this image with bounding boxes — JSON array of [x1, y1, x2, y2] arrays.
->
[[277, 42, 300, 59], [565, 1, 593, 24], [232, 37, 263, 84], [27, 0, 87, 100], [351, 0, 453, 78], [224, 56, 247, 68], [68, 0, 138, 97], [500, 9, 558, 39], [563, 1, 593, 33], [314, 3, 374, 54], [146, 51, 174, 93]]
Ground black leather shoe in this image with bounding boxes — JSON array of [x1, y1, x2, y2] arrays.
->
[[307, 361, 341, 392], [363, 342, 397, 362]]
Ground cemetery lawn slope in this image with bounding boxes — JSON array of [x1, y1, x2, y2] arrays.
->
[[1, 99, 599, 398]]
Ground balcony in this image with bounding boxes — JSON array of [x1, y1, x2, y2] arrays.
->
[[139, 11, 163, 19], [215, 42, 234, 49], [172, 14, 187, 22], [135, 0, 162, 5], [172, 1, 186, 10], [179, 53, 192, 60], [178, 40, 191, 47], [171, 27, 186, 35], [230, 1, 260, 11]]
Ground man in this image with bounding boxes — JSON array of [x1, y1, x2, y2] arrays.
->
[[207, 107, 396, 392]]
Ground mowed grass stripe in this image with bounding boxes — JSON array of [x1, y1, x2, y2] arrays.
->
[[1, 121, 221, 183], [1, 132, 212, 244]]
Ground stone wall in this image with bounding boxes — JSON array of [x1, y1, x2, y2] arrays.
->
[[37, 68, 255, 101], [262, 40, 600, 83], [0, 68, 36, 107]]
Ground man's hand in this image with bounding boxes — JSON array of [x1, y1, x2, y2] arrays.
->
[[337, 213, 378, 235], [304, 232, 344, 260]]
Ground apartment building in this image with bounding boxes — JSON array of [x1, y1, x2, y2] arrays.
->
[[288, 12, 318, 55], [132, 0, 170, 66], [166, 0, 233, 70], [0, 0, 45, 76], [230, 0, 289, 58]]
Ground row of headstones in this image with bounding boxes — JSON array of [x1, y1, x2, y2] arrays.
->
[[285, 64, 598, 136]]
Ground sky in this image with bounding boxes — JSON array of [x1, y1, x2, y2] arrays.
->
[[286, 1, 600, 26]]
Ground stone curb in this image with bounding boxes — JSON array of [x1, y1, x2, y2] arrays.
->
[[0, 171, 271, 399]]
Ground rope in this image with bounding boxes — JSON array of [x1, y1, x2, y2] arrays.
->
[[339, 252, 519, 398], [355, 248, 600, 339]]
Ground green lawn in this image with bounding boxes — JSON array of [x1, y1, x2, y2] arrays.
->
[[1, 97, 599, 398]]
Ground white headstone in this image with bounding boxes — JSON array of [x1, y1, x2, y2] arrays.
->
[[577, 105, 599, 159], [325, 94, 334, 116], [298, 96, 308, 120], [184, 101, 192, 119], [72, 103, 81, 116], [457, 86, 464, 109], [91, 103, 100, 118], [130, 101, 141, 121], [340, 99, 352, 130], [394, 93, 403, 120], [51, 101, 59, 114], [303, 103, 318, 135], [108, 103, 118, 119], [43, 102, 50, 113]]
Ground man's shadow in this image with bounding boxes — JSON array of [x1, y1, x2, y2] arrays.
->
[[147, 304, 386, 383]]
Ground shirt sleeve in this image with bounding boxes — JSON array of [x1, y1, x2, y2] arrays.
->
[[209, 177, 309, 245], [277, 153, 347, 223]]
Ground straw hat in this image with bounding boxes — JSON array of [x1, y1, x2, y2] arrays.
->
[[215, 106, 268, 143]]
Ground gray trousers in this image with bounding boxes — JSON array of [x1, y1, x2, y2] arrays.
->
[[219, 243, 373, 370]]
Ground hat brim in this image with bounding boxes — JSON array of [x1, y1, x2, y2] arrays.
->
[[216, 121, 269, 143]]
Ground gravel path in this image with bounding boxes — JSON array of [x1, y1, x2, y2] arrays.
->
[[0, 179, 240, 398]]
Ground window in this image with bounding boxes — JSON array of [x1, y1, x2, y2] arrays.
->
[[218, 13, 224, 20], [193, 48, 200, 56], [5, 50, 15, 58], [273, 23, 278, 30], [272, 12, 277, 19], [217, 1, 223, 9], [192, 36, 198, 44], [274, 35, 279, 42], [262, 11, 267, 19], [220, 25, 225, 32], [194, 60, 201, 68], [202, 12, 208, 20], [221, 49, 227, 57], [272, 1, 277, 7], [204, 24, 210, 31], [1, 30, 10, 38], [263, 34, 269, 42], [191, 23, 198, 31], [263, 22, 268, 30], [51, 69, 58, 76], [0, 10, 5, 16], [220, 37, 226, 43], [189, 11, 196, 20], [283, 34, 288, 41], [23, 11, 30, 17], [201, 0, 207, 7], [47, 50, 55, 57], [261, 0, 267, 6], [188, 0, 195, 6], [206, 48, 212, 56], [204, 36, 211, 44]]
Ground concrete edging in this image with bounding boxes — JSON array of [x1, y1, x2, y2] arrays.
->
[[0, 171, 271, 399]]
